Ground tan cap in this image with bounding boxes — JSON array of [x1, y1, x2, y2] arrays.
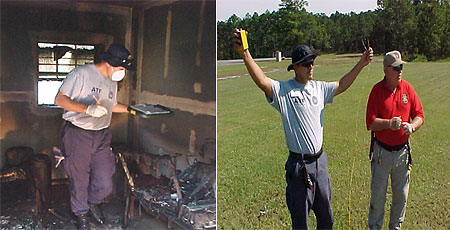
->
[[384, 50, 406, 67]]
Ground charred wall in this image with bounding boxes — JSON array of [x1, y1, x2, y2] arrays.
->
[[0, 1, 132, 168], [0, 0, 216, 173], [130, 0, 216, 172]]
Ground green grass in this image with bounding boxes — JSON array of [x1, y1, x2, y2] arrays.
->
[[217, 54, 450, 229]]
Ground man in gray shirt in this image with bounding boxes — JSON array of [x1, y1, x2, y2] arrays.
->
[[233, 29, 373, 229], [54, 44, 133, 230]]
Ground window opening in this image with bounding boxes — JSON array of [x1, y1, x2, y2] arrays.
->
[[37, 42, 95, 105]]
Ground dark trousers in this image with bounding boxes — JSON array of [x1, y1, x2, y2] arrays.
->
[[61, 122, 116, 215], [285, 152, 333, 230]]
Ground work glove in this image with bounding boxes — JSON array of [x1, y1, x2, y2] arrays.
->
[[86, 104, 108, 117], [388, 117, 402, 130]]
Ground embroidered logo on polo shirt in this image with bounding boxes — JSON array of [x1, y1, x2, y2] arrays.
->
[[312, 96, 318, 105], [402, 94, 408, 104]]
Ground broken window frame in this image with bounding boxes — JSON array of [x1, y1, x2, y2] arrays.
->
[[37, 42, 96, 107]]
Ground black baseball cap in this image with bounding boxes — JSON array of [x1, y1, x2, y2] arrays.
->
[[287, 45, 319, 71], [100, 44, 134, 71]]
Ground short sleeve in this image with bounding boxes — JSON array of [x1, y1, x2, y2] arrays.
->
[[366, 87, 378, 130], [323, 81, 337, 105], [59, 69, 83, 99], [266, 79, 280, 111], [409, 85, 424, 122]]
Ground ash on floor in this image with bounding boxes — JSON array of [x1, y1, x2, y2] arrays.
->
[[0, 180, 168, 230]]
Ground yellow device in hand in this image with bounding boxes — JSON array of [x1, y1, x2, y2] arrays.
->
[[237, 29, 248, 51]]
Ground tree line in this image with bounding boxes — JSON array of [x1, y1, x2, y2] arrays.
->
[[217, 0, 450, 61]]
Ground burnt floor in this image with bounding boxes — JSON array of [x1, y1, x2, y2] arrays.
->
[[0, 180, 169, 230]]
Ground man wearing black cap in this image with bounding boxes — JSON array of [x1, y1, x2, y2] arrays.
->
[[233, 29, 373, 229], [54, 44, 133, 230]]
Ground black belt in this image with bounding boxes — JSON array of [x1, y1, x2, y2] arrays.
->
[[375, 139, 407, 152], [288, 148, 323, 191], [289, 148, 323, 162]]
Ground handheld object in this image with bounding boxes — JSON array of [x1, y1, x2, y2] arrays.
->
[[52, 146, 64, 168], [361, 38, 370, 51], [237, 29, 248, 51], [128, 103, 172, 118], [392, 117, 402, 130], [93, 95, 101, 105]]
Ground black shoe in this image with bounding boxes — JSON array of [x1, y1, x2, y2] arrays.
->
[[88, 203, 105, 225], [76, 214, 90, 230]]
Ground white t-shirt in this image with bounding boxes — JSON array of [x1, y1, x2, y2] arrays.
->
[[59, 64, 117, 130], [267, 78, 337, 154]]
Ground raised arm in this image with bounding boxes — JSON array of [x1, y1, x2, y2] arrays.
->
[[334, 47, 373, 96], [233, 29, 273, 100]]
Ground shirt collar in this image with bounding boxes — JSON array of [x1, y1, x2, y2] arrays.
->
[[291, 78, 312, 88]]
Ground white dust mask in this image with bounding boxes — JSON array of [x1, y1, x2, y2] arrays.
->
[[111, 69, 125, 81]]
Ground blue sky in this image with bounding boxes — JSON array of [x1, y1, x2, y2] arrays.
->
[[217, 0, 378, 21]]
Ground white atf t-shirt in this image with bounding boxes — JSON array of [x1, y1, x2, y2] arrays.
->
[[59, 64, 117, 130], [267, 78, 337, 154]]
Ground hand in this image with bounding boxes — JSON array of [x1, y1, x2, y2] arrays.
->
[[401, 122, 415, 135], [359, 47, 373, 67], [233, 28, 247, 56], [388, 117, 402, 130], [86, 104, 108, 117]]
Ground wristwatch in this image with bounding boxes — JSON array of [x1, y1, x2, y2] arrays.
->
[[411, 125, 416, 133]]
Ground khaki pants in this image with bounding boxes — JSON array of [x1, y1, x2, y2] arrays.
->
[[368, 142, 410, 230]]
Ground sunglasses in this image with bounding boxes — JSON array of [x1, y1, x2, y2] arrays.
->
[[391, 64, 403, 71], [300, 61, 314, 67]]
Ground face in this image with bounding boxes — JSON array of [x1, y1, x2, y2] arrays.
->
[[294, 60, 314, 83], [384, 64, 403, 86]]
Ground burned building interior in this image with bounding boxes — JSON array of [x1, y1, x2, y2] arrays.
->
[[0, 0, 216, 229]]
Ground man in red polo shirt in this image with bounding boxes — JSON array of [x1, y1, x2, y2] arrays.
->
[[366, 50, 424, 230]]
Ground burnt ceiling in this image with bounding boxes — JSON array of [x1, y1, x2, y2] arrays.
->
[[0, 0, 157, 9]]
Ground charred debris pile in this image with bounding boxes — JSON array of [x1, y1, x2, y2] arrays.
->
[[118, 150, 216, 230]]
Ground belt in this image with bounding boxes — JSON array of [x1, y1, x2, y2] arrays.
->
[[375, 139, 407, 152], [288, 148, 323, 192], [289, 148, 323, 162]]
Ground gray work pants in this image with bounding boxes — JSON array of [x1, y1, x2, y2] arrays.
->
[[285, 152, 333, 230], [368, 142, 410, 230], [61, 122, 116, 215]]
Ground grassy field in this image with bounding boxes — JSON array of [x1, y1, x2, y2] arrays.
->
[[217, 54, 450, 229]]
